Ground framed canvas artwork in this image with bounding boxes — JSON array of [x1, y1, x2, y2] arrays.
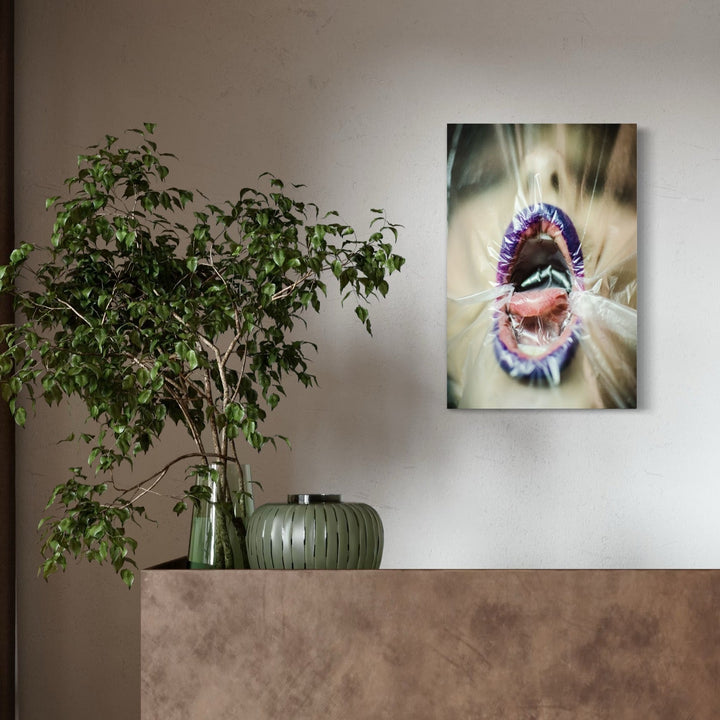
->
[[447, 124, 637, 409]]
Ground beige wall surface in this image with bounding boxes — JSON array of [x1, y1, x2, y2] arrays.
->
[[14, 1, 720, 718]]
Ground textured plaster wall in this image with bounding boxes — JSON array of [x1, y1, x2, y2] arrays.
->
[[14, 1, 720, 718]]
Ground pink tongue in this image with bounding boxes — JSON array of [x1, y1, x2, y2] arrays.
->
[[509, 288, 568, 321], [508, 288, 569, 346]]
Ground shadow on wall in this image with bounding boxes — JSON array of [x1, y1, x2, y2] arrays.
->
[[635, 127, 650, 410]]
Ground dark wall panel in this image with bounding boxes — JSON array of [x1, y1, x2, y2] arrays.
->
[[0, 0, 15, 715]]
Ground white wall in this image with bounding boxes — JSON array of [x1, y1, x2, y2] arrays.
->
[[15, 1, 720, 718]]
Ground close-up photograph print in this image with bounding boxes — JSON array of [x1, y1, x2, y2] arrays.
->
[[447, 123, 637, 409]]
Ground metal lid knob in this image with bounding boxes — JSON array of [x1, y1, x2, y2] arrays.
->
[[288, 493, 341, 504]]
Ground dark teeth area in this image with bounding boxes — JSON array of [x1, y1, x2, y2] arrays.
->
[[508, 234, 572, 293]]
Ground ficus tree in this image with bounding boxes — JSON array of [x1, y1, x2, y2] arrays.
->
[[1, 124, 404, 587]]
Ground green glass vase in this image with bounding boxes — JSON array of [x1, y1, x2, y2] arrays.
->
[[246, 494, 383, 569], [187, 462, 254, 569]]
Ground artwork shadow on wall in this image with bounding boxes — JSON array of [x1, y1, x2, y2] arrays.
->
[[447, 123, 637, 410]]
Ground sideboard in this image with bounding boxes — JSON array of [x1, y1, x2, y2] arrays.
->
[[141, 568, 719, 719]]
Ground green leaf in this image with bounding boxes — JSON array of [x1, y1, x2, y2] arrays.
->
[[9, 247, 28, 265], [225, 402, 243, 423], [120, 568, 135, 589], [186, 349, 198, 370], [86, 523, 105, 539]]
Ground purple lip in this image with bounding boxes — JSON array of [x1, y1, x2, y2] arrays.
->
[[496, 204, 584, 286], [493, 204, 584, 384]]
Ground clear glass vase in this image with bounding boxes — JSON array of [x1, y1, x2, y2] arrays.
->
[[187, 462, 254, 569]]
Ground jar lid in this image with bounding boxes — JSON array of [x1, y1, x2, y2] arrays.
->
[[288, 493, 341, 504]]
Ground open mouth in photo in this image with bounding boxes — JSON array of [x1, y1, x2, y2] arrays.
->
[[493, 203, 584, 384]]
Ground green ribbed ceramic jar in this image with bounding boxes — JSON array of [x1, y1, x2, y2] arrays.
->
[[246, 494, 383, 569]]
